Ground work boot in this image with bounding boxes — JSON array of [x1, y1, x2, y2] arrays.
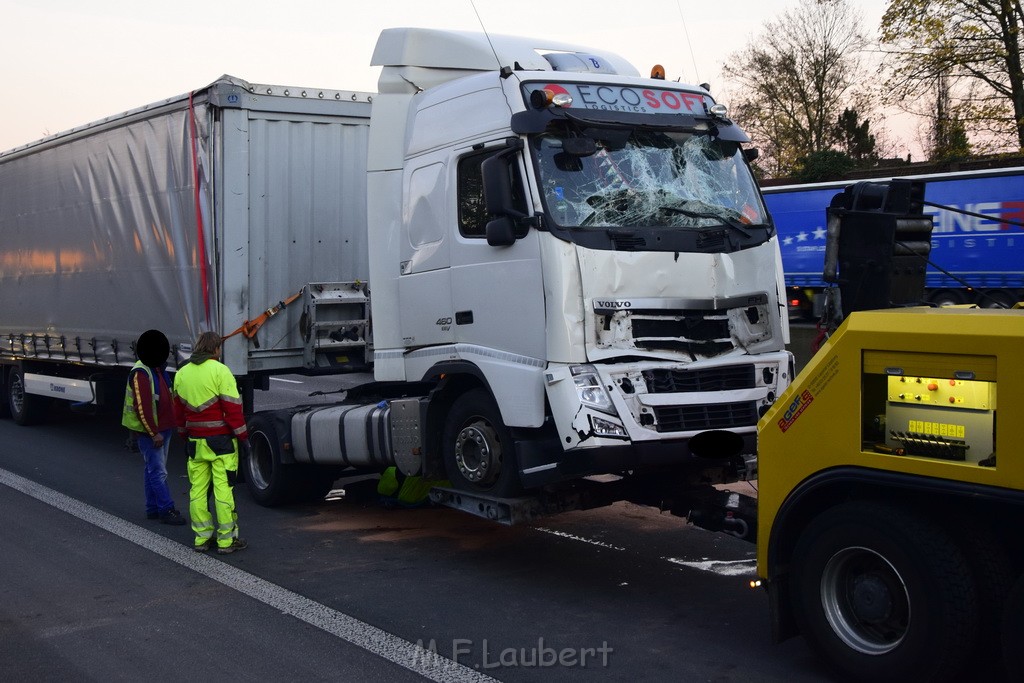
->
[[192, 540, 213, 552], [159, 509, 187, 526], [217, 538, 248, 555]]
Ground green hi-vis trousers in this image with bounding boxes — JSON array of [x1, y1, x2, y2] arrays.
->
[[186, 437, 239, 550]]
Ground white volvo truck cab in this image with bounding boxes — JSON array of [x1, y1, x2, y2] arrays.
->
[[247, 29, 792, 517]]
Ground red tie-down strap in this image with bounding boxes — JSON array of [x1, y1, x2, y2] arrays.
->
[[223, 290, 305, 348]]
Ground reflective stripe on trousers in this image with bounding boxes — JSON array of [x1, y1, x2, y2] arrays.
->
[[186, 437, 239, 549]]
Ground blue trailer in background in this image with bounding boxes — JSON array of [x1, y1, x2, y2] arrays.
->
[[762, 167, 1024, 318]]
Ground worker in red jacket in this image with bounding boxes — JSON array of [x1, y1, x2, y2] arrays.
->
[[172, 331, 249, 554], [122, 329, 186, 525]]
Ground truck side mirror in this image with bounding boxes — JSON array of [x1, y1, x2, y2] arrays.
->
[[743, 148, 760, 163], [481, 140, 529, 246], [482, 154, 518, 218], [486, 216, 517, 247]]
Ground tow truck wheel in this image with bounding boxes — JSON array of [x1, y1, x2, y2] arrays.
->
[[442, 389, 522, 498], [791, 502, 978, 683], [944, 519, 1015, 671], [8, 366, 45, 426], [1003, 575, 1024, 681]]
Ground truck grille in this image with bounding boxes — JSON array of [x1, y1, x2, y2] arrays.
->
[[631, 315, 729, 341], [643, 365, 755, 394], [653, 401, 759, 432]]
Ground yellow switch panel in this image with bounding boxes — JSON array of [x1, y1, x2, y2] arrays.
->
[[887, 376, 996, 410]]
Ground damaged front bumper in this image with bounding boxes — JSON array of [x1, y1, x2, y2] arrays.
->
[[523, 351, 792, 488]]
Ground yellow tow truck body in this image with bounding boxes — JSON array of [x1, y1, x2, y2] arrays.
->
[[757, 306, 1024, 682]]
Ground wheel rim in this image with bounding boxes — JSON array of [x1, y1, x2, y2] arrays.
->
[[820, 546, 910, 655], [981, 292, 1015, 309], [454, 419, 501, 485], [10, 373, 25, 416], [247, 431, 274, 491]]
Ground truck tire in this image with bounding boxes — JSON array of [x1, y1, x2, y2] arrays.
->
[[1003, 574, 1024, 681], [927, 289, 966, 307], [790, 501, 978, 683], [8, 366, 45, 426], [244, 415, 303, 507], [442, 388, 522, 498], [944, 519, 1015, 672], [980, 290, 1018, 309]]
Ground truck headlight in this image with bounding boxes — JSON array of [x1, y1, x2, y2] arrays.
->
[[571, 364, 616, 414], [592, 415, 627, 437]]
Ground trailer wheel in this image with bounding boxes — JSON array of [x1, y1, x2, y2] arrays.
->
[[0, 369, 10, 419], [927, 289, 966, 307], [1002, 574, 1024, 681], [791, 501, 978, 683], [980, 290, 1018, 309], [442, 389, 522, 497], [244, 415, 302, 507], [8, 366, 45, 426]]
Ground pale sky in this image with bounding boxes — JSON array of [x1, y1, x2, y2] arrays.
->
[[2, 0, 910, 155]]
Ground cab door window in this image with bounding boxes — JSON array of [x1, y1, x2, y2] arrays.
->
[[457, 148, 528, 238]]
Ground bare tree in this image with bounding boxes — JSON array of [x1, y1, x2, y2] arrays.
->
[[723, 0, 871, 177], [880, 0, 1024, 151]]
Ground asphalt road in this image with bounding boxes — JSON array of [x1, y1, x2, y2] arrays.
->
[[0, 329, 839, 682]]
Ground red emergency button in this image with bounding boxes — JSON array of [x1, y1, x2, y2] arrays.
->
[[927, 382, 938, 391], [949, 397, 956, 404]]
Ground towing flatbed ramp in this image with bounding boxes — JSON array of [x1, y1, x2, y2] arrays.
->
[[430, 479, 758, 540]]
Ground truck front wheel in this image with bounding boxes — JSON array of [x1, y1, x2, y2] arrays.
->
[[790, 501, 978, 683], [442, 389, 522, 498]]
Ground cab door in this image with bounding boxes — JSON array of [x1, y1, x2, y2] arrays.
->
[[448, 144, 546, 362], [397, 154, 455, 349]]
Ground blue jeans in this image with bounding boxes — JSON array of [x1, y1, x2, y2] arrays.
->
[[139, 430, 175, 515]]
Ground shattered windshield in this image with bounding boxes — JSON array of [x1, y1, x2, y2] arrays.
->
[[532, 130, 768, 235]]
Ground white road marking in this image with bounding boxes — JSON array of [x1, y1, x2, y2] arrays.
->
[[532, 529, 755, 576], [534, 527, 626, 551], [664, 557, 758, 577], [0, 467, 496, 683], [270, 377, 303, 384]]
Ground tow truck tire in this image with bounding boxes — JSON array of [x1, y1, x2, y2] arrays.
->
[[944, 519, 1015, 671], [8, 366, 45, 426], [791, 501, 978, 683], [244, 415, 302, 507], [1003, 575, 1024, 681], [442, 388, 522, 498]]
